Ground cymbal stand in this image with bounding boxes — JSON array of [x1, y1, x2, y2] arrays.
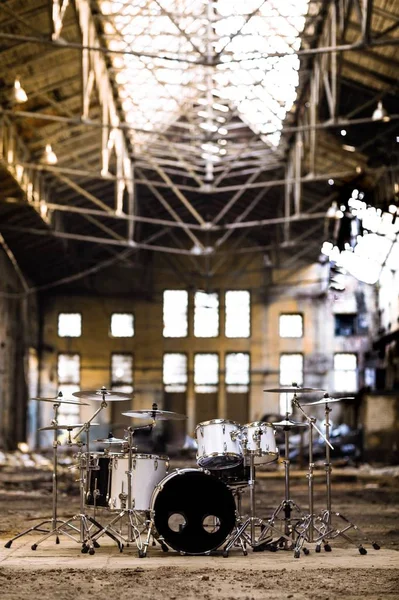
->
[[267, 407, 304, 550], [29, 395, 121, 554], [312, 397, 381, 555], [292, 396, 335, 558], [5, 392, 80, 549], [89, 424, 158, 557], [222, 446, 293, 557]]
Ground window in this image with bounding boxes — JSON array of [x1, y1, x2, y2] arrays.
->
[[279, 353, 303, 414], [111, 313, 134, 337], [225, 353, 250, 393], [163, 290, 188, 337], [334, 353, 357, 392], [58, 313, 82, 337], [334, 314, 368, 336], [194, 353, 219, 393], [111, 353, 133, 393], [279, 314, 303, 338], [163, 353, 188, 393], [57, 353, 80, 422], [225, 291, 250, 338], [194, 291, 219, 338]]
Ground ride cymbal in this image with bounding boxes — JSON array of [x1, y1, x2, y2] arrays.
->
[[264, 386, 325, 393], [94, 437, 127, 444], [303, 396, 354, 406], [38, 423, 100, 431], [122, 409, 187, 421], [31, 397, 89, 406], [72, 387, 133, 401], [273, 419, 308, 428]]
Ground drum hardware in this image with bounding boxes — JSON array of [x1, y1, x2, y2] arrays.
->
[[297, 395, 381, 557], [222, 451, 292, 557], [263, 385, 326, 394], [28, 388, 125, 554], [195, 419, 242, 470], [4, 392, 84, 549], [72, 387, 134, 402]]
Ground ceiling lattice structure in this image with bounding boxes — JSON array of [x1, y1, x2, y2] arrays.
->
[[0, 0, 398, 294]]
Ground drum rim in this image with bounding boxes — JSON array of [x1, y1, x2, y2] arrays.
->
[[197, 451, 242, 460], [243, 450, 279, 458], [195, 418, 241, 430], [112, 453, 170, 461], [242, 421, 275, 429]]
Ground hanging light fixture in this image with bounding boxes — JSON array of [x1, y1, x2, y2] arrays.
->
[[372, 101, 390, 122], [13, 77, 28, 103], [44, 144, 58, 165]]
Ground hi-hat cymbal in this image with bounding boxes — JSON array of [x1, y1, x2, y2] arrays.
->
[[38, 423, 100, 431], [273, 419, 308, 428], [72, 388, 133, 401], [122, 409, 187, 421], [264, 386, 325, 393], [32, 396, 88, 406], [94, 437, 127, 444], [303, 396, 355, 406]]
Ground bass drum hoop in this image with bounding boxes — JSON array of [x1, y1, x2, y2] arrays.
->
[[151, 469, 236, 555]]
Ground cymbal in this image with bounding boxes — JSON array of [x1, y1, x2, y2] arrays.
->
[[273, 419, 308, 428], [122, 409, 187, 421], [264, 386, 325, 393], [31, 397, 89, 406], [38, 423, 100, 431], [303, 396, 355, 406], [94, 437, 126, 444], [72, 388, 133, 401]]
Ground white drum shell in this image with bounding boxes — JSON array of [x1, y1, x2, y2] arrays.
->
[[195, 420, 242, 469], [108, 454, 168, 511], [242, 422, 278, 465]]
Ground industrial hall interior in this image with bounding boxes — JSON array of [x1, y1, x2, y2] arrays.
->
[[0, 0, 398, 598]]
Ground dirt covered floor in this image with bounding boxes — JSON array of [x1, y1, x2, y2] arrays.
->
[[0, 463, 398, 599]]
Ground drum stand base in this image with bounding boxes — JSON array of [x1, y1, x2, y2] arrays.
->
[[4, 519, 80, 549], [294, 509, 381, 558]]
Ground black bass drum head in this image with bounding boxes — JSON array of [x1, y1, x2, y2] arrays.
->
[[153, 469, 236, 555]]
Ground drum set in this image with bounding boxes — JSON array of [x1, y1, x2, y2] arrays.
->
[[5, 384, 381, 559]]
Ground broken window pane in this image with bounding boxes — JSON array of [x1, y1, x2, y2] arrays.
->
[[226, 352, 250, 393], [195, 353, 219, 393], [58, 313, 82, 337], [279, 314, 303, 338], [111, 313, 134, 337], [194, 291, 219, 338], [163, 353, 188, 393], [163, 290, 188, 337], [225, 291, 250, 338]]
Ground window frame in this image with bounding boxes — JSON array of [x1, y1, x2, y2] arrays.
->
[[163, 289, 189, 338], [225, 290, 251, 339], [110, 312, 135, 338], [57, 312, 82, 338], [333, 352, 358, 392], [279, 313, 304, 338], [194, 352, 220, 392], [225, 351, 251, 393], [110, 352, 134, 390], [193, 290, 220, 339], [163, 352, 188, 392]]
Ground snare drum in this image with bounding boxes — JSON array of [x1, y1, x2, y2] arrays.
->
[[195, 419, 242, 470], [108, 453, 169, 511], [241, 421, 278, 465]]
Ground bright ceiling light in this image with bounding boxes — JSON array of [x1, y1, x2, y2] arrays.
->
[[342, 144, 356, 152], [328, 179, 334, 186], [199, 122, 218, 133], [44, 144, 58, 165], [13, 77, 28, 103], [340, 129, 347, 136], [372, 101, 389, 122]]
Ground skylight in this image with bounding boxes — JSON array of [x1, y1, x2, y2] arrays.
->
[[98, 0, 309, 154]]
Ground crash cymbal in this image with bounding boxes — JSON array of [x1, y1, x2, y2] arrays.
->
[[122, 409, 187, 421], [94, 437, 127, 444], [72, 387, 133, 401], [264, 386, 325, 393], [303, 396, 355, 406], [273, 419, 308, 428], [38, 423, 100, 431]]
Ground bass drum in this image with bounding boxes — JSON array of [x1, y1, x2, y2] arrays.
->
[[151, 469, 236, 555]]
